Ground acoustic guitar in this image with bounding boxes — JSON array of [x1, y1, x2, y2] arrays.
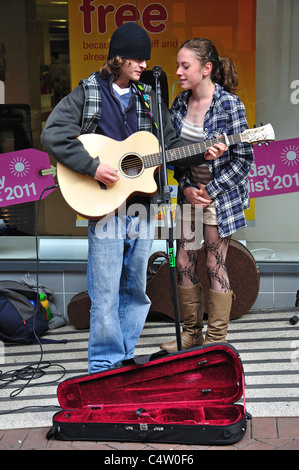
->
[[57, 124, 275, 219]]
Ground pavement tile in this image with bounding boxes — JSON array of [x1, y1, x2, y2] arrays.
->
[[277, 417, 299, 438], [21, 428, 48, 450], [273, 439, 299, 450], [239, 439, 277, 450], [0, 429, 28, 450], [251, 417, 277, 439], [71, 441, 116, 450]]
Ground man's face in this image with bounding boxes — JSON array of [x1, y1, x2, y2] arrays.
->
[[117, 59, 147, 87]]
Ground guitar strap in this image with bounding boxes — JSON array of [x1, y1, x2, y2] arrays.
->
[[134, 83, 158, 130]]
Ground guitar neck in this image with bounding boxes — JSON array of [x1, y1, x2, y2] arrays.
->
[[143, 133, 242, 168]]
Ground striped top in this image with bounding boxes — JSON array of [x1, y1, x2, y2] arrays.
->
[[181, 119, 211, 185]]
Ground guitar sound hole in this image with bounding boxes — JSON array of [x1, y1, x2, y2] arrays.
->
[[121, 154, 143, 177]]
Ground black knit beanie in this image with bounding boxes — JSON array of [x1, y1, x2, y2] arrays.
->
[[108, 23, 151, 60]]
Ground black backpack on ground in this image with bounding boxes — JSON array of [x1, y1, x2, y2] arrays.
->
[[0, 280, 49, 344]]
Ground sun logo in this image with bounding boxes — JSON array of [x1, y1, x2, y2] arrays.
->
[[280, 145, 299, 166], [9, 156, 30, 177]]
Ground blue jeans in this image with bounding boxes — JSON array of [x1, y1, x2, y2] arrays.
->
[[87, 206, 154, 373]]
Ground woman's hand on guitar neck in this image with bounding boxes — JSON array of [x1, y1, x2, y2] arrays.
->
[[94, 163, 120, 185], [204, 140, 227, 160]]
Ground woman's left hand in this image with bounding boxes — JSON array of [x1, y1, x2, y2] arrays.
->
[[204, 141, 227, 160]]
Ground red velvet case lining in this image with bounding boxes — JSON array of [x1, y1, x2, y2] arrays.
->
[[56, 345, 245, 427]]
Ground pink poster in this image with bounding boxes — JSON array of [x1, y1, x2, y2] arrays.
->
[[248, 138, 299, 198], [0, 149, 55, 208]]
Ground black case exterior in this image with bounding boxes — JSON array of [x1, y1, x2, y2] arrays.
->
[[47, 344, 251, 446], [47, 411, 248, 445]]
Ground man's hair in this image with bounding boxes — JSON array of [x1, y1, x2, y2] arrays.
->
[[100, 56, 128, 81]]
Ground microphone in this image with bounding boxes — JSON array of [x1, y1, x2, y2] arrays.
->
[[153, 65, 163, 78]]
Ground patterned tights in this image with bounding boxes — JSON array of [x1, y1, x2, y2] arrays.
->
[[176, 221, 231, 293]]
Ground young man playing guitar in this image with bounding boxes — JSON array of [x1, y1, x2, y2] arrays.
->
[[41, 23, 225, 373]]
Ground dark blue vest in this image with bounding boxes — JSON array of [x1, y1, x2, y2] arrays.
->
[[95, 75, 138, 141]]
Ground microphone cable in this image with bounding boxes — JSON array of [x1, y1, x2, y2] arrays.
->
[[0, 183, 67, 404]]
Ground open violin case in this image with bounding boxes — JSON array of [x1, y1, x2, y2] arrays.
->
[[47, 343, 251, 446]]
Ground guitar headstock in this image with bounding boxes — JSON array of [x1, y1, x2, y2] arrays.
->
[[240, 124, 275, 144]]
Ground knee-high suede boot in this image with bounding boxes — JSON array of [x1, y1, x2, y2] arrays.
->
[[160, 283, 204, 352], [203, 288, 235, 344]]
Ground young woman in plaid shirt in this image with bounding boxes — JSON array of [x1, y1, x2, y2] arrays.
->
[[161, 38, 254, 351]]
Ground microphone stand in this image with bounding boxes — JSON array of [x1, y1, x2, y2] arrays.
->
[[290, 290, 299, 324], [153, 66, 182, 351]]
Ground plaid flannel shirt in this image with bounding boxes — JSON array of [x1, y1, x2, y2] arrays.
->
[[170, 84, 254, 237], [80, 72, 153, 134]]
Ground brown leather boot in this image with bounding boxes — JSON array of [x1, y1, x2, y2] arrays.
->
[[203, 288, 235, 344], [160, 283, 204, 352]]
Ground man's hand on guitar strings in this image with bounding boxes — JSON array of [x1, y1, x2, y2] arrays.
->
[[94, 163, 120, 185]]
